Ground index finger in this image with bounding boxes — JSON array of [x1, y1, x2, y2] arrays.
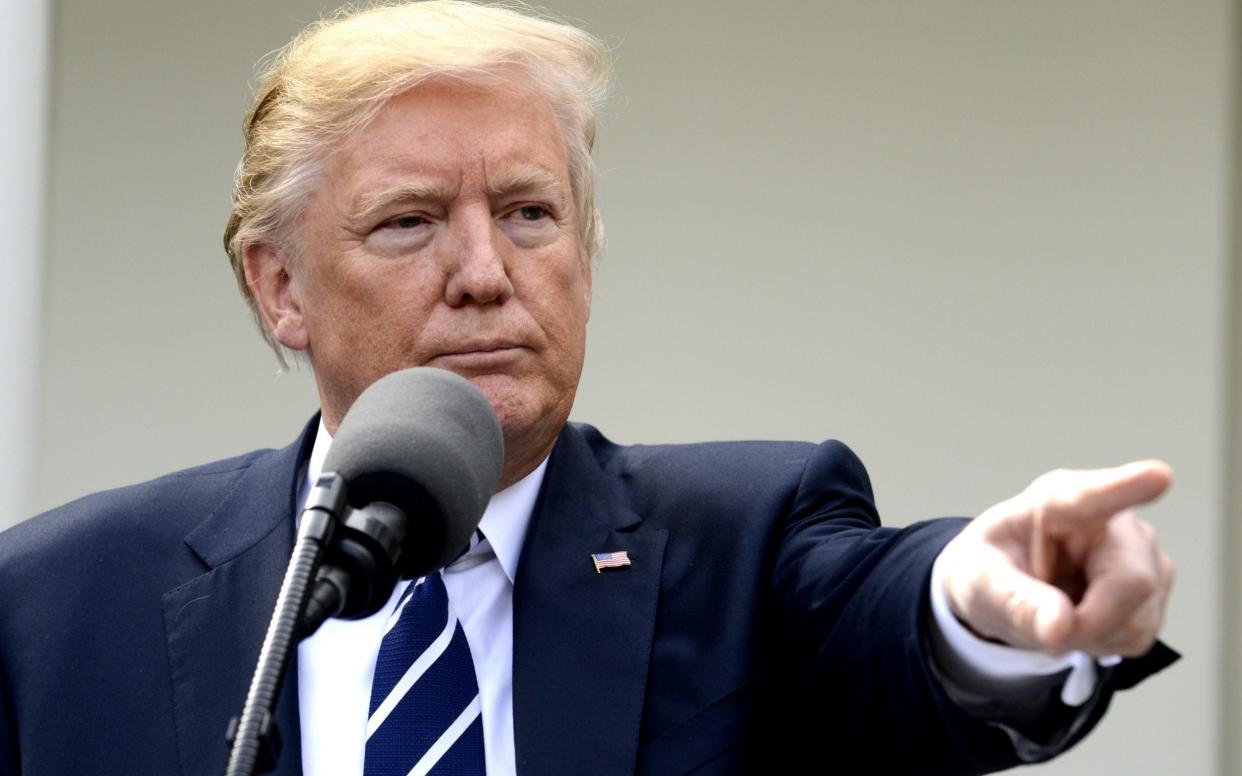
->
[[1037, 459, 1172, 527]]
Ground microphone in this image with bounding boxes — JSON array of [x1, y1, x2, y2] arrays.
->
[[300, 367, 503, 635]]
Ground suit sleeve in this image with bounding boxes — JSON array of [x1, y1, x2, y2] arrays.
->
[[767, 440, 1177, 774], [0, 644, 18, 775], [766, 440, 1025, 774]]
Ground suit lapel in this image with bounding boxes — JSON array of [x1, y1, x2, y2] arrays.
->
[[161, 420, 315, 776], [513, 426, 668, 775]]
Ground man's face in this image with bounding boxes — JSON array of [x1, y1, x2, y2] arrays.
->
[[253, 75, 591, 486]]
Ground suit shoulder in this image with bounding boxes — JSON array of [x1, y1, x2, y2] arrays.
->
[[0, 448, 278, 567], [569, 423, 872, 517], [573, 422, 862, 481]]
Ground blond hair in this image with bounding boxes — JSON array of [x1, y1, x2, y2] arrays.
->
[[223, 0, 610, 355]]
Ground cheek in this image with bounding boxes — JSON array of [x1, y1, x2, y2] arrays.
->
[[544, 291, 589, 385], [307, 255, 433, 323], [565, 275, 592, 347], [538, 258, 591, 328]]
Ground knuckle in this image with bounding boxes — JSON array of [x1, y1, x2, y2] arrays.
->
[[1138, 519, 1157, 542], [1109, 607, 1163, 655], [973, 500, 1017, 531], [1001, 589, 1028, 625], [1031, 468, 1072, 496], [1116, 619, 1145, 645], [1148, 607, 1166, 637], [1093, 617, 1146, 656], [1041, 626, 1072, 653], [1117, 632, 1158, 657], [999, 590, 1046, 646], [1116, 568, 1157, 601], [1159, 554, 1176, 586], [1105, 510, 1142, 539]]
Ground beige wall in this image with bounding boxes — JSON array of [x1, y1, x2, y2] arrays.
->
[[22, 1, 1236, 773]]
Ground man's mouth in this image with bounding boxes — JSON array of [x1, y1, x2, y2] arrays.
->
[[431, 340, 529, 369], [441, 338, 523, 355]]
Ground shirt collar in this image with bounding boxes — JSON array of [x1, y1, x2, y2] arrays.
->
[[303, 417, 546, 585]]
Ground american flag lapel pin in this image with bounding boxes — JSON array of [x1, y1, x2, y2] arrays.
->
[[591, 550, 631, 574]]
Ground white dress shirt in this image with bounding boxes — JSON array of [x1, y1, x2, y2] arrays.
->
[[296, 420, 1102, 774], [299, 421, 544, 776]]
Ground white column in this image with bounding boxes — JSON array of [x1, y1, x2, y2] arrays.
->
[[0, 0, 50, 528]]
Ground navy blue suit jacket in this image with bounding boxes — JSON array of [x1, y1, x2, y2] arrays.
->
[[0, 420, 1173, 775]]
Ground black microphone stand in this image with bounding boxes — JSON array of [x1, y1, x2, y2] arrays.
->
[[223, 473, 346, 776]]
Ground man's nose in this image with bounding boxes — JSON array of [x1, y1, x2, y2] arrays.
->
[[444, 210, 515, 307]]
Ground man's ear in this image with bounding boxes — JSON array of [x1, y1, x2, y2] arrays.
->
[[242, 242, 309, 351]]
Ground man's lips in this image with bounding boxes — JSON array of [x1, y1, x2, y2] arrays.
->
[[438, 339, 526, 356], [430, 340, 530, 368]]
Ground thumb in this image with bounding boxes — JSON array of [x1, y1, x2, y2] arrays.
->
[[955, 561, 1077, 652]]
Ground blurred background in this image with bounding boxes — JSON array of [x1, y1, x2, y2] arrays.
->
[[1, 0, 1236, 773]]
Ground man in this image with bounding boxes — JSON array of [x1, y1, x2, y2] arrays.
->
[[0, 2, 1175, 775]]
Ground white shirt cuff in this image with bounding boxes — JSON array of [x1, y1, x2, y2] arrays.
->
[[928, 550, 1121, 707]]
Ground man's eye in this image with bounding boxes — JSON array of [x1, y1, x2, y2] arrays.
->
[[384, 214, 425, 229], [517, 206, 549, 221]]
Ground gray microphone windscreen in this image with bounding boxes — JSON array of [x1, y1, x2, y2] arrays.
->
[[322, 367, 504, 574]]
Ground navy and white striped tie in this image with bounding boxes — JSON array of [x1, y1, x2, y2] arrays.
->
[[363, 535, 486, 776]]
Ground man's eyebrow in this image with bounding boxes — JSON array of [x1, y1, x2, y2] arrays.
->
[[486, 166, 569, 205], [351, 179, 460, 222]]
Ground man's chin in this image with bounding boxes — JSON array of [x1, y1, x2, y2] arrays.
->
[[471, 375, 572, 447], [464, 373, 528, 428]]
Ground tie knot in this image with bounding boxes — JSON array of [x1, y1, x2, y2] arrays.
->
[[453, 529, 482, 562], [446, 528, 491, 572]]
